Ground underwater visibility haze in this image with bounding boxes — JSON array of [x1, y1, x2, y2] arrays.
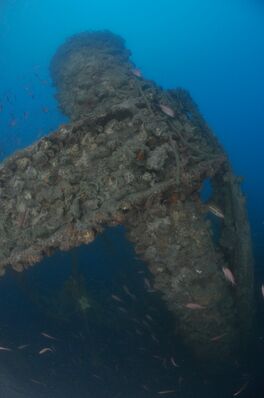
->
[[0, 1, 264, 397]]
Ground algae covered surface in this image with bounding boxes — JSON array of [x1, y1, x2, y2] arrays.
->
[[0, 31, 254, 369]]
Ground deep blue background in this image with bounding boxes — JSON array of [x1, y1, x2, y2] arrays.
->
[[0, 0, 263, 271]]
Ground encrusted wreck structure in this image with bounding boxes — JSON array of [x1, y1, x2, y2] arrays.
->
[[0, 31, 254, 367]]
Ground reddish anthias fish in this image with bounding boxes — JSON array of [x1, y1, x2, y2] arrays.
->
[[111, 294, 123, 303], [132, 68, 142, 77], [261, 284, 264, 298], [185, 303, 205, 310], [170, 357, 179, 367], [233, 381, 249, 397], [41, 332, 57, 341], [0, 346, 12, 352], [10, 118, 17, 127], [18, 344, 30, 350], [222, 267, 236, 286], [208, 204, 224, 219], [210, 333, 227, 342], [38, 347, 53, 355], [159, 104, 175, 118], [158, 390, 176, 395]]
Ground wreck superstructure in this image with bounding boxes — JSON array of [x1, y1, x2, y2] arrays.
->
[[0, 31, 254, 367]]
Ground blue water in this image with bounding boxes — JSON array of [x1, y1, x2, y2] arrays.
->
[[0, 1, 264, 397]]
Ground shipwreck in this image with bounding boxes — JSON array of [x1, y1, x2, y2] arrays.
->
[[0, 31, 254, 368]]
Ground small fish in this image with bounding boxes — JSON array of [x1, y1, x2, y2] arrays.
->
[[6, 94, 12, 103], [144, 278, 152, 291], [185, 303, 205, 310], [0, 346, 12, 352], [92, 373, 103, 380], [111, 294, 123, 303], [210, 333, 227, 342], [145, 314, 153, 322], [142, 384, 150, 391], [208, 204, 224, 219], [142, 319, 151, 329], [42, 107, 49, 113], [170, 357, 179, 367], [261, 284, 264, 298], [23, 111, 30, 120], [10, 118, 17, 127], [132, 68, 142, 77], [117, 306, 128, 313], [158, 390, 176, 395], [222, 267, 236, 286], [38, 347, 53, 355], [41, 332, 57, 340], [30, 378, 46, 386], [233, 381, 249, 397], [151, 333, 159, 343], [159, 104, 175, 118], [18, 344, 30, 350], [123, 285, 136, 300]]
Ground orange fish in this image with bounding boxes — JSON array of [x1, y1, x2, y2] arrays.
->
[[185, 303, 205, 310], [159, 104, 175, 118], [222, 267, 236, 286]]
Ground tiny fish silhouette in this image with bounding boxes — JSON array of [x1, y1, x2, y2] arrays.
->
[[222, 267, 236, 286], [159, 104, 175, 118], [185, 303, 205, 310], [261, 284, 264, 298]]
